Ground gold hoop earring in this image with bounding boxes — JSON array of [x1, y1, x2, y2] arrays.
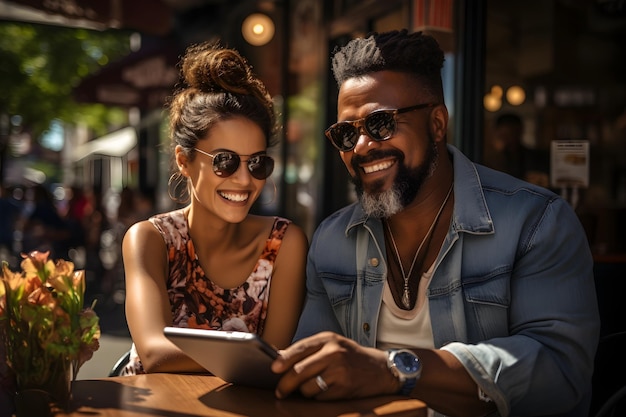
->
[[167, 172, 190, 204], [260, 177, 277, 206]]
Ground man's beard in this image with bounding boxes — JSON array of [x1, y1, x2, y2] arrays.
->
[[350, 137, 438, 218]]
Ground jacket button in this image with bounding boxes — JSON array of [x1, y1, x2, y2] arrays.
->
[[369, 258, 379, 267], [363, 323, 370, 332]]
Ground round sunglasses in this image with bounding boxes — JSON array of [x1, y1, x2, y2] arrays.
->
[[194, 148, 275, 180], [324, 102, 437, 152]]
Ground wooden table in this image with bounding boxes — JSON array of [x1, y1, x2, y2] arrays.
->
[[55, 373, 427, 416]]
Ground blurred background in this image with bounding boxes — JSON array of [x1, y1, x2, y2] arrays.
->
[[0, 0, 625, 410]]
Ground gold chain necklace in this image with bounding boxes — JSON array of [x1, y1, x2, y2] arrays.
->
[[385, 183, 453, 309]]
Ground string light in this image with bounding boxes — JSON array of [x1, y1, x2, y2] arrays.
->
[[242, 13, 275, 46], [483, 93, 501, 112], [506, 85, 526, 106]]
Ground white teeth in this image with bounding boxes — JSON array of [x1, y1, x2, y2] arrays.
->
[[219, 191, 249, 202], [362, 160, 395, 174]]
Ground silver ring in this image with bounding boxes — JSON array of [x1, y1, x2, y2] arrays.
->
[[315, 375, 329, 392]]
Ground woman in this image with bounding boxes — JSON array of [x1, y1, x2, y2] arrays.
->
[[121, 41, 308, 375]]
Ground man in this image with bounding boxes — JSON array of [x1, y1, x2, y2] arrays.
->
[[271, 30, 599, 417], [484, 112, 550, 187]]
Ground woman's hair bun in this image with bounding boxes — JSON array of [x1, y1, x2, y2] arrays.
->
[[181, 41, 253, 96]]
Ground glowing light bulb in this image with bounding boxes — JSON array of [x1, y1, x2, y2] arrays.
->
[[483, 93, 502, 112], [242, 13, 275, 46], [506, 86, 526, 106], [491, 85, 503, 98]]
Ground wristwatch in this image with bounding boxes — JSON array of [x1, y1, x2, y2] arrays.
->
[[387, 349, 422, 396]]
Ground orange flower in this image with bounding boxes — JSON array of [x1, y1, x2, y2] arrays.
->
[[0, 281, 6, 317], [46, 272, 71, 293], [72, 270, 86, 296], [20, 250, 54, 281], [26, 286, 55, 309], [1, 264, 24, 292], [24, 275, 44, 296], [1, 251, 100, 391]]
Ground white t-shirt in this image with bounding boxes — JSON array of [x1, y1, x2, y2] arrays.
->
[[377, 264, 435, 351], [377, 265, 436, 417]]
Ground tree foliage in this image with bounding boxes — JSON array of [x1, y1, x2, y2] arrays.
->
[[0, 22, 131, 139]]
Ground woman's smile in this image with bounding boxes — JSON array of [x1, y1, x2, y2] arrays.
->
[[218, 190, 251, 203]]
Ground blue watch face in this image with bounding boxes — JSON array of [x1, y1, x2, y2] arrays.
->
[[396, 352, 420, 373]]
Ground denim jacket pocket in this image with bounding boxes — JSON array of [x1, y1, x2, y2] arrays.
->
[[463, 271, 511, 340], [319, 273, 355, 307]]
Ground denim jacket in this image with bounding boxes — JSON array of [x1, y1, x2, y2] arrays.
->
[[294, 145, 600, 417]]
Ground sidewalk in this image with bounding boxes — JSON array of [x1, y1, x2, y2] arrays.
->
[[76, 334, 131, 379]]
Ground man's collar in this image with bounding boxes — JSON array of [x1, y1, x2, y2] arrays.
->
[[343, 145, 494, 236]]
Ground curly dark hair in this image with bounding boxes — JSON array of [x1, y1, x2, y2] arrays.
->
[[167, 40, 277, 159], [331, 29, 445, 102]]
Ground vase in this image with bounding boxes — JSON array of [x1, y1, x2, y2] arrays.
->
[[13, 359, 73, 416]]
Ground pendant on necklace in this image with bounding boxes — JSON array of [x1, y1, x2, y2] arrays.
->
[[402, 287, 411, 309]]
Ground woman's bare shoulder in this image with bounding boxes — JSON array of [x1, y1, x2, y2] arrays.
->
[[124, 219, 160, 241], [122, 219, 166, 257]]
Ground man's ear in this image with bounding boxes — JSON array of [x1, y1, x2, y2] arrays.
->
[[430, 105, 449, 143]]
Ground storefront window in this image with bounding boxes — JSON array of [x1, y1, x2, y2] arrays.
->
[[483, 0, 626, 258]]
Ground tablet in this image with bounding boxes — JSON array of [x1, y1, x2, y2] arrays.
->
[[163, 326, 281, 389]]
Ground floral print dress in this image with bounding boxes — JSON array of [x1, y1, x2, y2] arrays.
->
[[121, 210, 291, 376]]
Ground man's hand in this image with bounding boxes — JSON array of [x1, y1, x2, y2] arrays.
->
[[271, 331, 400, 400]]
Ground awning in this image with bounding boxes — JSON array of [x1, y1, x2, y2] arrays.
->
[[0, 0, 173, 36], [73, 37, 181, 109], [73, 126, 137, 161]]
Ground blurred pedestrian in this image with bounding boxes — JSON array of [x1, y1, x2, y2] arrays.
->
[[20, 184, 72, 260], [483, 112, 550, 187]]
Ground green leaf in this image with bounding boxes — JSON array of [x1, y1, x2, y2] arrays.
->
[[0, 22, 131, 138]]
